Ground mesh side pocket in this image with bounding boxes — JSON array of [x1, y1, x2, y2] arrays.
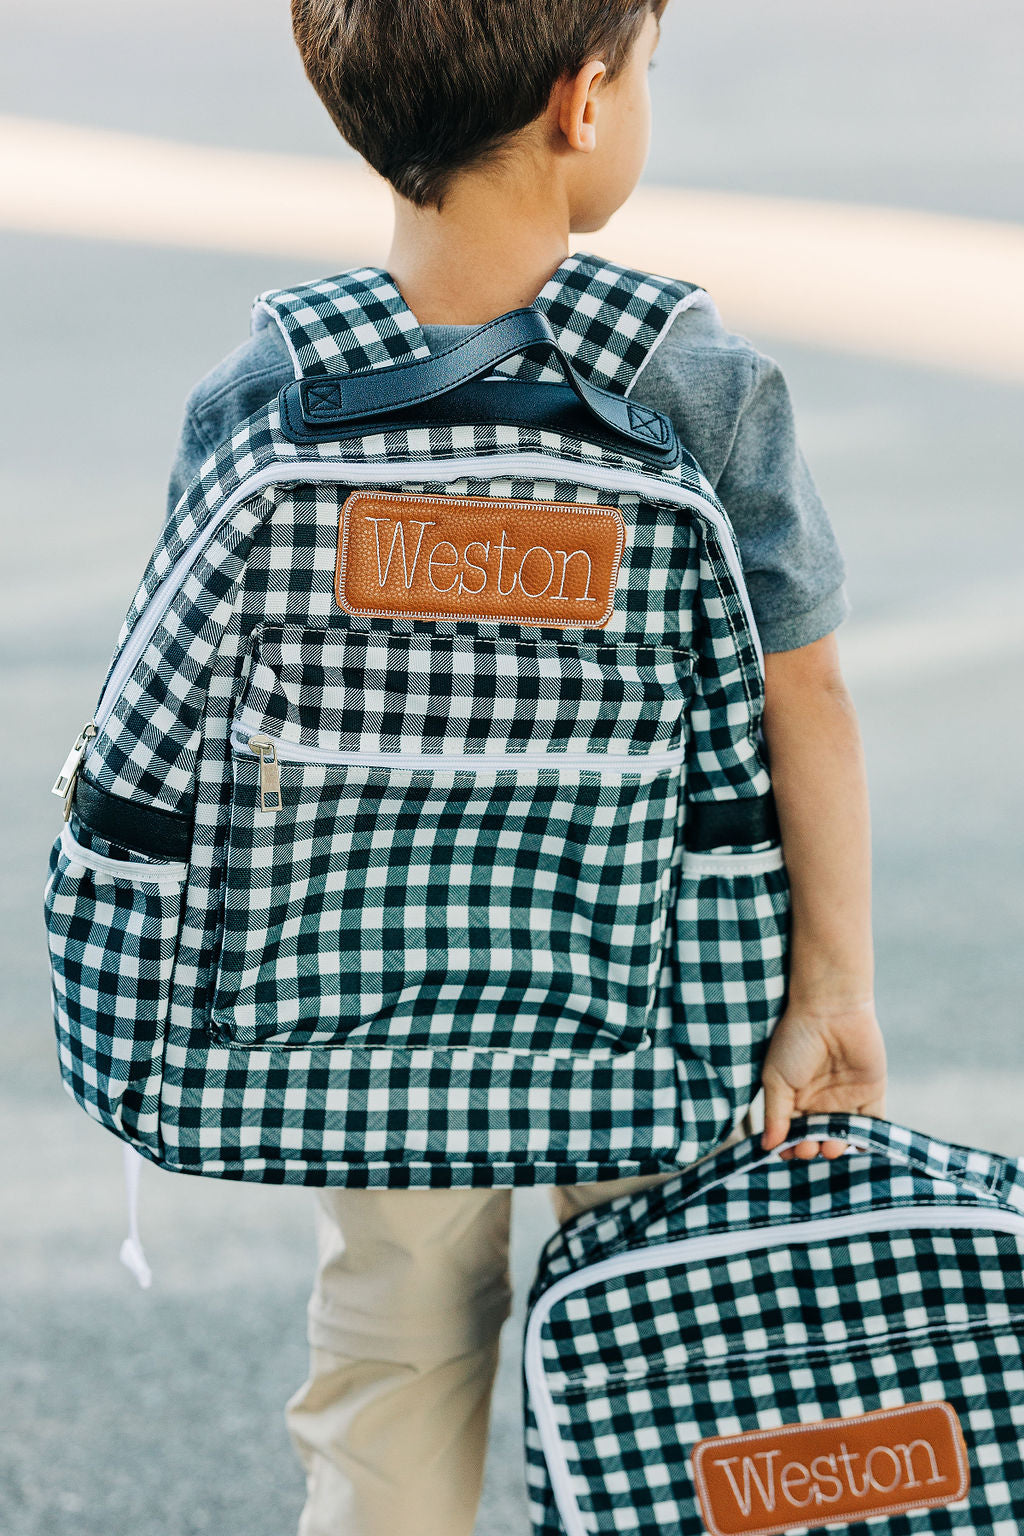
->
[[673, 844, 790, 1132], [43, 823, 186, 1148]]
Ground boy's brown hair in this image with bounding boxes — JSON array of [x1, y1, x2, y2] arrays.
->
[[292, 0, 663, 209]]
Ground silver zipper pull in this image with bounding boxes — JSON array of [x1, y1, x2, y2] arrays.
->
[[248, 735, 282, 813], [52, 721, 98, 820]]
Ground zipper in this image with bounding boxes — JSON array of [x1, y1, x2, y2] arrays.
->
[[51, 720, 98, 819], [561, 1313, 1023, 1400], [246, 735, 282, 812], [524, 1200, 1024, 1536], [233, 725, 686, 812], [54, 453, 754, 812]]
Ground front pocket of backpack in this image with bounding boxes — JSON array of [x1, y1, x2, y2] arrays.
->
[[210, 628, 693, 1055], [674, 842, 791, 1099], [43, 823, 187, 1138]]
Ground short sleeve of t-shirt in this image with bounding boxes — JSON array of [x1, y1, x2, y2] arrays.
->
[[629, 297, 850, 653]]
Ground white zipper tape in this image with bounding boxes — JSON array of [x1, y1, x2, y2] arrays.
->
[[93, 452, 759, 739], [59, 823, 188, 886], [525, 1201, 1024, 1536], [681, 847, 784, 877], [229, 725, 687, 777]]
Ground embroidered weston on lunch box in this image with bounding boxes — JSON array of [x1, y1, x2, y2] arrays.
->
[[524, 1113, 1024, 1536]]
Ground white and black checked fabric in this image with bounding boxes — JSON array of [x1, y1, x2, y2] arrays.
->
[[252, 266, 432, 377], [500, 254, 706, 391], [524, 1114, 1024, 1536], [43, 255, 790, 1185], [253, 253, 703, 391], [212, 749, 681, 1053], [235, 627, 693, 755], [44, 824, 185, 1146]]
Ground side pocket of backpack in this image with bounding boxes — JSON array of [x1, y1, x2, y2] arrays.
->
[[43, 822, 187, 1149], [671, 511, 792, 1152], [674, 840, 791, 1120]]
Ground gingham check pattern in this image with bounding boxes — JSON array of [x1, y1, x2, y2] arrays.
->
[[673, 853, 791, 1085], [236, 627, 693, 755], [254, 253, 703, 392], [521, 256, 702, 390], [44, 256, 789, 1183], [525, 1114, 1024, 1535], [44, 827, 184, 1146], [212, 754, 680, 1053], [252, 266, 432, 378]]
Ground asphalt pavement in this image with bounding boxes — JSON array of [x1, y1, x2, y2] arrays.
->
[[2, 4, 1023, 1534]]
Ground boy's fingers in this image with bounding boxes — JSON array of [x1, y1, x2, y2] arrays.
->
[[780, 1136, 847, 1161], [760, 1075, 795, 1152], [761, 1124, 788, 1151]]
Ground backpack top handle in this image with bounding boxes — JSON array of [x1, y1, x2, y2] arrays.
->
[[280, 306, 679, 460]]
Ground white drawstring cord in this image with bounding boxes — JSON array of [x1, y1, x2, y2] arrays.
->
[[118, 1143, 153, 1288]]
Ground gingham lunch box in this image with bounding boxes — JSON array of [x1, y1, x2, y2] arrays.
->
[[43, 254, 788, 1188], [524, 1113, 1024, 1536]]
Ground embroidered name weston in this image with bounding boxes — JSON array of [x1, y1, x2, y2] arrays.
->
[[336, 490, 625, 627], [692, 1402, 969, 1536]]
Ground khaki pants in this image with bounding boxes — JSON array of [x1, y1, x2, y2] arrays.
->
[[285, 1124, 751, 1536]]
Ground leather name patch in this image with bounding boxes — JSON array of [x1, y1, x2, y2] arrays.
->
[[692, 1402, 969, 1536], [335, 491, 625, 627]]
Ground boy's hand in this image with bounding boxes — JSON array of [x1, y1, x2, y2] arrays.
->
[[760, 1000, 886, 1161]]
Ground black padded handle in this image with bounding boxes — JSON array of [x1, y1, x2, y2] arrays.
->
[[293, 307, 677, 457]]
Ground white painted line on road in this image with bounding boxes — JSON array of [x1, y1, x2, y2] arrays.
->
[[0, 116, 386, 260], [2, 116, 1023, 381], [0, 117, 384, 257]]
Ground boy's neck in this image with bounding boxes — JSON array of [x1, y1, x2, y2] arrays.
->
[[386, 173, 574, 327]]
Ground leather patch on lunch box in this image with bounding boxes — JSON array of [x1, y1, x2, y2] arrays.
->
[[335, 490, 625, 627], [692, 1402, 969, 1536]]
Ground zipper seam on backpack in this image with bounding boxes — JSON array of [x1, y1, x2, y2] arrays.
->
[[555, 1313, 1024, 1399], [524, 1202, 1024, 1536], [89, 453, 759, 742], [228, 725, 688, 775]]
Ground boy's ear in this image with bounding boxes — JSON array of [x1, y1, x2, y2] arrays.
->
[[557, 59, 607, 153]]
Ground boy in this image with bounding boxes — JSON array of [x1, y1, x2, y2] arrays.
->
[[167, 4, 887, 1532]]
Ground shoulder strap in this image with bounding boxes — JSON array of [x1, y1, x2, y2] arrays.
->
[[252, 252, 706, 392], [520, 251, 708, 395], [252, 266, 430, 379]]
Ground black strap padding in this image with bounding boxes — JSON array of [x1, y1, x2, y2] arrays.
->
[[74, 774, 193, 861], [685, 794, 780, 852], [280, 376, 690, 472], [284, 308, 678, 459]]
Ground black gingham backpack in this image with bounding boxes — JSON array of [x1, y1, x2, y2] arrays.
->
[[44, 253, 788, 1189], [525, 1112, 1024, 1536]]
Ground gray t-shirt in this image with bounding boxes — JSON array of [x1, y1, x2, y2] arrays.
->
[[167, 291, 849, 653]]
